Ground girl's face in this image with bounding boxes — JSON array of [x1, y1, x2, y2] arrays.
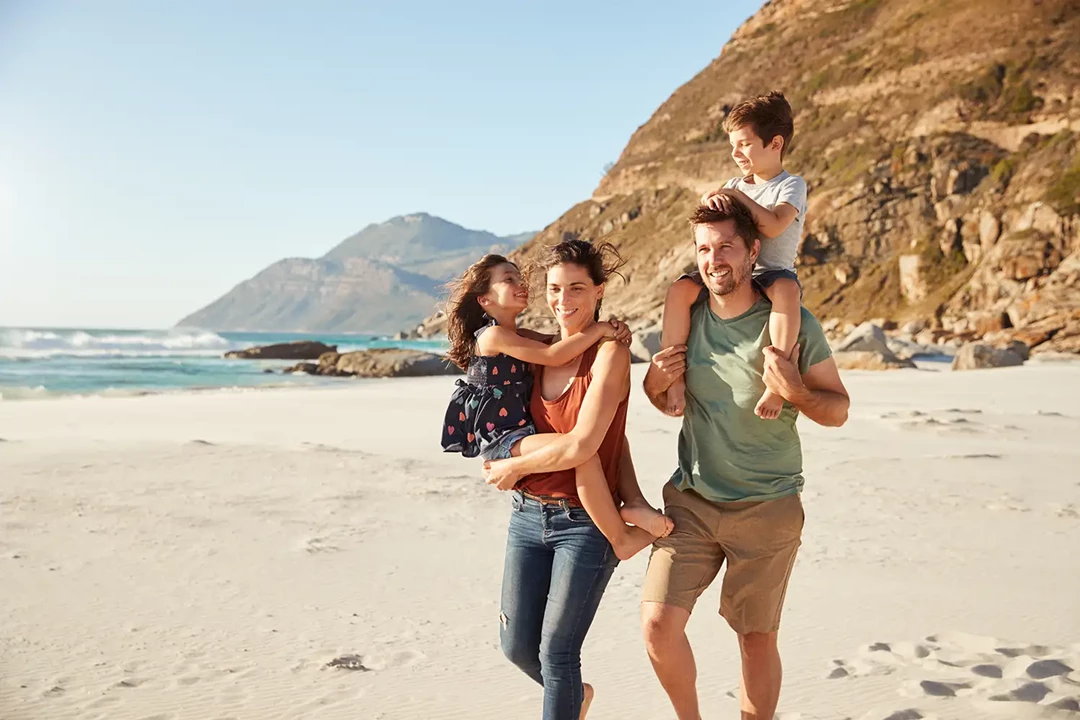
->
[[545, 263, 603, 335], [479, 263, 528, 314]]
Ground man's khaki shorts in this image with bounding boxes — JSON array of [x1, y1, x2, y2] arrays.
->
[[642, 481, 804, 635]]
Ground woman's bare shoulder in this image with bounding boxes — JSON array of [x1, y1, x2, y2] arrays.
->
[[593, 338, 631, 372]]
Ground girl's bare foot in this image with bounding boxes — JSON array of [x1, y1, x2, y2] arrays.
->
[[620, 502, 674, 539], [754, 388, 784, 420], [579, 682, 594, 719], [611, 524, 658, 560]]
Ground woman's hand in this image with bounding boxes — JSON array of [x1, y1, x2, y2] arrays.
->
[[483, 458, 522, 491]]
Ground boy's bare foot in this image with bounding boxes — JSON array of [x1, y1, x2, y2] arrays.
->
[[666, 382, 687, 416], [579, 682, 594, 719], [611, 524, 658, 561], [620, 502, 674, 539], [755, 388, 784, 420]]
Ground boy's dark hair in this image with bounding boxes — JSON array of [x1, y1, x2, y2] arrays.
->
[[688, 202, 760, 250], [723, 91, 794, 158]]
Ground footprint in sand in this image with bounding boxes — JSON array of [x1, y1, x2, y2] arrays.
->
[[834, 633, 1080, 713]]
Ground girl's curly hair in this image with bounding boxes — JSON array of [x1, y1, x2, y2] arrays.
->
[[444, 254, 517, 371]]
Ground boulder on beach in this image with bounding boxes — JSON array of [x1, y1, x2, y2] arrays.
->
[[225, 341, 337, 360], [287, 349, 461, 378], [951, 343, 1025, 371], [629, 325, 662, 364], [833, 350, 917, 371]]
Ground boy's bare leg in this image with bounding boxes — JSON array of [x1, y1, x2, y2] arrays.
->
[[615, 440, 674, 538], [514, 435, 655, 560], [756, 277, 801, 420], [660, 278, 702, 416]]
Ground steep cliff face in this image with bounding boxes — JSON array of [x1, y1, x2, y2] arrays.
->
[[421, 0, 1080, 353]]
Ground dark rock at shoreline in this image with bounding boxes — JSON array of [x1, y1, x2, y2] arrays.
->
[[284, 349, 462, 378], [225, 341, 337, 360]]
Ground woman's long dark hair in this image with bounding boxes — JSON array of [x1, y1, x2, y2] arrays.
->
[[445, 254, 516, 370], [529, 233, 626, 321]]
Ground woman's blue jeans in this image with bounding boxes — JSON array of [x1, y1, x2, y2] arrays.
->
[[499, 491, 618, 720]]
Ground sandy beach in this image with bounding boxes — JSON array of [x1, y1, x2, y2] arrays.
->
[[2, 360, 1079, 720]]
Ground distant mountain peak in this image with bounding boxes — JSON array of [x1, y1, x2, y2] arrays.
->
[[176, 213, 535, 334]]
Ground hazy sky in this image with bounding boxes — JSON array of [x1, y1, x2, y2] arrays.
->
[[0, 0, 761, 328]]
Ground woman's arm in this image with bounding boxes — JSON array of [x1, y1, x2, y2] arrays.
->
[[482, 342, 631, 484]]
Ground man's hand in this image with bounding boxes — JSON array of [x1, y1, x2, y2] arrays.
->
[[483, 458, 521, 491], [651, 345, 687, 386], [643, 345, 688, 415], [762, 343, 808, 404]]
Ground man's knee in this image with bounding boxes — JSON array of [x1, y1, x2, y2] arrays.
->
[[641, 601, 690, 655], [738, 630, 778, 659]]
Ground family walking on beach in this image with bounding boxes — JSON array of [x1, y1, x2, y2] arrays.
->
[[441, 91, 851, 719]]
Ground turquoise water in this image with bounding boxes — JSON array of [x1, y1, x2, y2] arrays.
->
[[0, 327, 448, 400]]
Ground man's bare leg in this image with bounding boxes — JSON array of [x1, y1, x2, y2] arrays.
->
[[641, 601, 701, 720], [738, 631, 782, 719]]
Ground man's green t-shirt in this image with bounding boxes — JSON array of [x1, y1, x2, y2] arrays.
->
[[671, 297, 833, 503]]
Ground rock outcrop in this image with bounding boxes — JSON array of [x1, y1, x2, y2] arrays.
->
[[833, 351, 917, 371], [225, 341, 337, 360], [412, 0, 1080, 356], [285, 349, 461, 378], [951, 342, 1026, 371]]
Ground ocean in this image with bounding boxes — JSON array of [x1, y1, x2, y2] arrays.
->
[[0, 327, 448, 401]]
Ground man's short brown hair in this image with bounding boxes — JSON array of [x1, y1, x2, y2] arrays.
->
[[688, 202, 760, 250], [723, 91, 794, 158]]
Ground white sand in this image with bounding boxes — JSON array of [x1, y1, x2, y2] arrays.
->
[[2, 361, 1079, 720]]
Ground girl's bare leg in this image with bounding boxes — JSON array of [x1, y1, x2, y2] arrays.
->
[[615, 440, 674, 538], [514, 434, 657, 560]]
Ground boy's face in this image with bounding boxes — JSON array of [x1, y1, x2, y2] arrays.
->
[[729, 124, 782, 175]]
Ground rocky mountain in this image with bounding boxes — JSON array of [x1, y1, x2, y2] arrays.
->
[[178, 214, 533, 333], [415, 0, 1080, 355]]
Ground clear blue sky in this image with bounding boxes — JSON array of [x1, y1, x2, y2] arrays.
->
[[0, 0, 761, 329]]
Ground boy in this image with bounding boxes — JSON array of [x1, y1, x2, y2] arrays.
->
[[661, 90, 807, 419]]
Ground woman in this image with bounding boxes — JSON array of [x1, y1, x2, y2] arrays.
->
[[482, 235, 660, 719]]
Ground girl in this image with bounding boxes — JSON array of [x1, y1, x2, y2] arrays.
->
[[441, 253, 671, 560]]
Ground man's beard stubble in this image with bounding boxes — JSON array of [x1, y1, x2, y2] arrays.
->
[[702, 257, 754, 297]]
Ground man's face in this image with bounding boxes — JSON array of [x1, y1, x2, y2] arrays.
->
[[693, 220, 758, 296]]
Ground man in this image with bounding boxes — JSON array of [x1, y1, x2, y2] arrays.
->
[[641, 201, 850, 719]]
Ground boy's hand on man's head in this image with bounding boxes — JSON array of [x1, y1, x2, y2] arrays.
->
[[702, 188, 745, 213]]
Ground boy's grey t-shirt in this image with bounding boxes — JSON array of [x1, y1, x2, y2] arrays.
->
[[724, 170, 807, 274], [670, 297, 832, 503]]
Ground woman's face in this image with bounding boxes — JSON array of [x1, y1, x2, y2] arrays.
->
[[545, 263, 603, 334]]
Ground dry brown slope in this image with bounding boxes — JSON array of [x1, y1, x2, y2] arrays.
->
[[421, 0, 1080, 351]]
